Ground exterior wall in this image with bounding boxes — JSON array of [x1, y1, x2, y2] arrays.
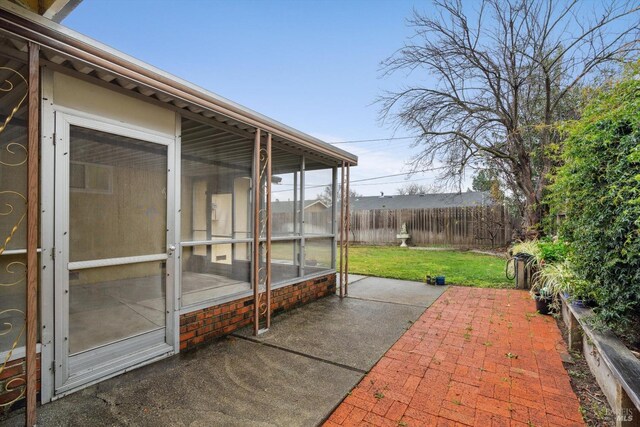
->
[[52, 71, 177, 285], [53, 71, 176, 135], [0, 354, 40, 416], [180, 273, 336, 351]]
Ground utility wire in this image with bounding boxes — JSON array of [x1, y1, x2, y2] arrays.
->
[[349, 167, 447, 183], [351, 176, 437, 187], [272, 167, 446, 193], [329, 136, 416, 145]]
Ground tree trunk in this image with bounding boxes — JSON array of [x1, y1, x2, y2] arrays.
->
[[523, 193, 541, 238]]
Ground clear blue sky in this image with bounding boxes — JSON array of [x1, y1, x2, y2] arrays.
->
[[63, 0, 445, 197]]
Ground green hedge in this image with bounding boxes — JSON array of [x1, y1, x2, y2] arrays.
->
[[550, 62, 640, 342]]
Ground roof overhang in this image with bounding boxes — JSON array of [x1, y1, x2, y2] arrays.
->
[[9, 0, 81, 22], [0, 2, 357, 166]]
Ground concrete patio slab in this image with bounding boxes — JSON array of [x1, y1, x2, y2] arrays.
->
[[235, 295, 427, 372], [2, 276, 447, 426], [347, 276, 448, 308], [3, 337, 361, 427], [346, 273, 368, 284]]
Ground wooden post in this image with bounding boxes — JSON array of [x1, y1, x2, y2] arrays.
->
[[339, 162, 345, 298], [345, 163, 350, 295], [331, 167, 338, 271], [252, 129, 261, 336], [26, 42, 39, 427], [265, 133, 272, 329]]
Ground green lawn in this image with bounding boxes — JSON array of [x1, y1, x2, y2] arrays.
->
[[346, 246, 511, 288]]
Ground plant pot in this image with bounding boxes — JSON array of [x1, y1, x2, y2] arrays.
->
[[571, 298, 596, 308], [534, 293, 553, 315]]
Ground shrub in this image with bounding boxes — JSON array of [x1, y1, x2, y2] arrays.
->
[[510, 237, 568, 264], [537, 238, 569, 263], [549, 62, 640, 344]]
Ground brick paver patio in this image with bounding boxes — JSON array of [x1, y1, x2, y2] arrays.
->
[[325, 287, 584, 427]]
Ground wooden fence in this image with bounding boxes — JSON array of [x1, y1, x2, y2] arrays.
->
[[349, 205, 517, 248]]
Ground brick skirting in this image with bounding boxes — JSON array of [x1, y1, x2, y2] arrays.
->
[[180, 273, 336, 351], [0, 354, 41, 416]]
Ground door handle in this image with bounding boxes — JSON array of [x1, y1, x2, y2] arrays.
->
[[168, 244, 176, 255]]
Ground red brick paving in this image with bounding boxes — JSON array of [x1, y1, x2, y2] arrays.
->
[[324, 287, 584, 427]]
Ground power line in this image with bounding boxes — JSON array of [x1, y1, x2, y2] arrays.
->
[[351, 176, 437, 187], [271, 166, 446, 193], [329, 136, 416, 145], [349, 167, 446, 183]]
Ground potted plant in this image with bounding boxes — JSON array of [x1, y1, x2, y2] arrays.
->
[[566, 277, 597, 308], [531, 260, 575, 315], [533, 287, 554, 315]]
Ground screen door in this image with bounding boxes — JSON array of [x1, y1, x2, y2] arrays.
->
[[54, 112, 175, 394]]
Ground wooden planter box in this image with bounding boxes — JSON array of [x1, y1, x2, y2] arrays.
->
[[561, 296, 640, 426]]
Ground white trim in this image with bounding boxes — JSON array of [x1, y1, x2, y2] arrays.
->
[[0, 344, 42, 364], [0, 248, 42, 255], [68, 253, 168, 271], [53, 110, 175, 395], [53, 110, 70, 388], [178, 270, 336, 316], [179, 289, 254, 316], [301, 234, 335, 240], [269, 235, 303, 242], [180, 238, 253, 247], [40, 66, 56, 404], [272, 270, 336, 291], [170, 112, 181, 352], [54, 343, 173, 397], [52, 105, 175, 144], [300, 156, 306, 278]]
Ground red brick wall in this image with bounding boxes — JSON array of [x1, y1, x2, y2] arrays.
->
[[180, 273, 336, 351], [0, 354, 41, 416]]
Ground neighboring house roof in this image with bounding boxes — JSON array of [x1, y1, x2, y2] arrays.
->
[[271, 199, 329, 214], [349, 192, 493, 211]]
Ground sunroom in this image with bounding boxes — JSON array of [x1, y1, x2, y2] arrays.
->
[[0, 3, 356, 420]]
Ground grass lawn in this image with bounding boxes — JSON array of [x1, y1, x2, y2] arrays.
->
[[347, 246, 511, 288]]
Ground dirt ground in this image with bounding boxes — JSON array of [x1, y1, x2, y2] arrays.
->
[[556, 318, 615, 426]]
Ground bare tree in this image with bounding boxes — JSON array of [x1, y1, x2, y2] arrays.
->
[[317, 184, 361, 206], [380, 0, 639, 236], [396, 182, 441, 195]]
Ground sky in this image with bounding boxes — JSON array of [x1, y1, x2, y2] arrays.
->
[[62, 0, 454, 198]]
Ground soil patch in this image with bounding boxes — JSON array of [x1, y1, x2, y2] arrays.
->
[[556, 317, 615, 426]]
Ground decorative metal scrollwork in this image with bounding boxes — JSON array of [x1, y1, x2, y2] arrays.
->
[[0, 261, 26, 287], [0, 67, 27, 133], [256, 146, 271, 322], [0, 65, 28, 408], [0, 191, 27, 256]]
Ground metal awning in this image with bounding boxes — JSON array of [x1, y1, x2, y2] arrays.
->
[[0, 2, 357, 166]]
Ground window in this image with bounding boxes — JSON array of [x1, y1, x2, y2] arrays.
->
[[180, 118, 254, 306], [70, 161, 113, 194]]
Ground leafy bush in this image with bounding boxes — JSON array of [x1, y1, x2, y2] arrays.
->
[[511, 237, 568, 264], [537, 238, 569, 263], [549, 62, 640, 344]]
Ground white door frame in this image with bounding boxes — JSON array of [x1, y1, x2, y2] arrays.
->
[[51, 107, 178, 397]]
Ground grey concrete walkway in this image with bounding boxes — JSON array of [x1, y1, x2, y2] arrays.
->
[[2, 276, 447, 427]]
